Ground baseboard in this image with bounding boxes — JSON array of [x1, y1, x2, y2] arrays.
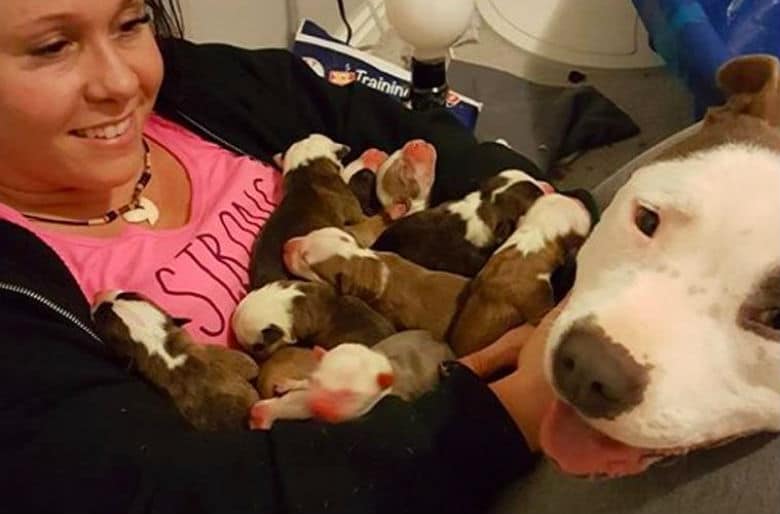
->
[[333, 0, 387, 47]]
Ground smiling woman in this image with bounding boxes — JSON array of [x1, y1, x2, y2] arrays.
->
[[0, 0, 169, 231]]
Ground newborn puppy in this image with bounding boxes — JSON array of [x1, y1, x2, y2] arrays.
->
[[249, 134, 364, 288], [255, 346, 318, 399], [340, 148, 389, 216], [283, 227, 468, 341], [92, 290, 260, 431], [372, 169, 552, 277], [375, 139, 437, 218], [248, 343, 392, 429], [250, 332, 453, 429], [370, 329, 455, 401], [343, 141, 438, 247], [449, 194, 593, 356], [232, 280, 395, 360]]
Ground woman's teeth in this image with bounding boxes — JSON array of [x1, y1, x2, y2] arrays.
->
[[74, 118, 132, 140]]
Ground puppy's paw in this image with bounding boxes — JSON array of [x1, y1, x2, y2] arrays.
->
[[386, 201, 410, 221], [248, 400, 275, 430]]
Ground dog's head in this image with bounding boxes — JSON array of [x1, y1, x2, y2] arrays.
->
[[307, 343, 395, 423], [231, 281, 306, 360], [278, 134, 350, 176], [540, 55, 780, 478], [283, 227, 389, 301], [92, 290, 191, 370], [376, 139, 437, 219]]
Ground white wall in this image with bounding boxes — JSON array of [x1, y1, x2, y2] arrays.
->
[[180, 0, 367, 49]]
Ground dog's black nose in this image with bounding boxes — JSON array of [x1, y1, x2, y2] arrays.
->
[[552, 321, 649, 419]]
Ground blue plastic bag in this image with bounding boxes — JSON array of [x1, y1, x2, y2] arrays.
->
[[633, 0, 780, 116]]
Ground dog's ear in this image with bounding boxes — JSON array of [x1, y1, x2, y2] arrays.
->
[[273, 152, 285, 169], [717, 54, 780, 126], [331, 259, 385, 303], [334, 144, 351, 162]]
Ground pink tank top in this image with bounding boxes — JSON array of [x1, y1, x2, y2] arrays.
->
[[0, 114, 282, 347]]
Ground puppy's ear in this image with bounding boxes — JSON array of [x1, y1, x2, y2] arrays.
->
[[331, 260, 385, 303], [493, 219, 517, 246], [172, 317, 191, 328], [377, 372, 394, 390], [273, 152, 285, 169], [386, 200, 410, 221], [313, 346, 328, 360], [334, 144, 352, 162], [717, 54, 780, 126]]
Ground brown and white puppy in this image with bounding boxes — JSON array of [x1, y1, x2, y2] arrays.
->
[[92, 290, 260, 431], [372, 169, 553, 277], [249, 332, 453, 429], [231, 280, 395, 360], [283, 227, 468, 341], [249, 134, 363, 288], [248, 343, 392, 430], [539, 54, 780, 478], [449, 193, 593, 356], [342, 141, 438, 247], [375, 139, 437, 217]]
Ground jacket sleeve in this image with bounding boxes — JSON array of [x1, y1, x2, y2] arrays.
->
[[155, 38, 597, 214], [0, 294, 534, 514]]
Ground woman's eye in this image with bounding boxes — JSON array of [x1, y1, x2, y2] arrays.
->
[[120, 13, 152, 33], [30, 40, 70, 57], [635, 204, 660, 237]]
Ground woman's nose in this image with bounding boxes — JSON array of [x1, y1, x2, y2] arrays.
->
[[83, 41, 139, 104]]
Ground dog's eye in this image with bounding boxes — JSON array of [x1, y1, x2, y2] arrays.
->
[[635, 205, 660, 237], [758, 309, 780, 330]]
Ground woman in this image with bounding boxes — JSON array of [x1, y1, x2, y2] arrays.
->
[[0, 1, 575, 512]]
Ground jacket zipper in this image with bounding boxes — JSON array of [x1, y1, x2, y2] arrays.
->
[[0, 282, 102, 344]]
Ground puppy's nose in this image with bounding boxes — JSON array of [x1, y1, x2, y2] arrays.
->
[[403, 139, 436, 166], [283, 238, 303, 256], [552, 322, 649, 419]]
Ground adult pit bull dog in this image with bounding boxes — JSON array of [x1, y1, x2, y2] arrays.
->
[[539, 54, 780, 478]]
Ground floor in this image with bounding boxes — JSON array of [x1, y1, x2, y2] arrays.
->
[[366, 15, 696, 192]]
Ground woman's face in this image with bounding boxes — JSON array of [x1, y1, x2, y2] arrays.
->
[[0, 0, 163, 194]]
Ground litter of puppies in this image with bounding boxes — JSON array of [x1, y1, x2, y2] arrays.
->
[[91, 133, 593, 431]]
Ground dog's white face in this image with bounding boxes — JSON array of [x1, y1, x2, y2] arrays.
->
[[541, 143, 780, 477]]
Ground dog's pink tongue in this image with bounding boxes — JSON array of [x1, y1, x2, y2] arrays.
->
[[540, 400, 649, 477]]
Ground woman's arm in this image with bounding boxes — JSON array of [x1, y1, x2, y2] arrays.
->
[[0, 294, 535, 514]]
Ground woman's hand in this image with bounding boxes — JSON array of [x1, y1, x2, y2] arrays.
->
[[461, 299, 568, 452], [459, 323, 535, 378]]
